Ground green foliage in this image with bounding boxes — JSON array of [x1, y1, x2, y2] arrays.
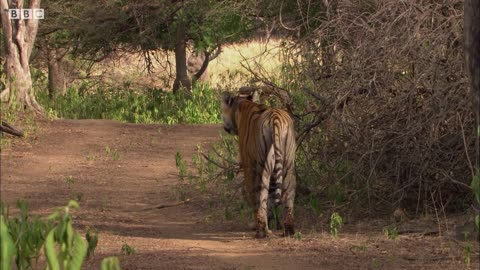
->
[[476, 215, 480, 233], [121, 242, 136, 255], [186, 0, 253, 52], [65, 176, 76, 185], [105, 146, 111, 156], [293, 231, 302, 241], [472, 170, 480, 232], [293, 118, 363, 211], [0, 200, 53, 269], [224, 208, 233, 220], [175, 152, 188, 178], [110, 149, 120, 161], [0, 216, 15, 270], [102, 257, 121, 270], [464, 243, 472, 267], [329, 212, 343, 238], [383, 227, 398, 240], [86, 227, 99, 258], [44, 200, 87, 270], [53, 0, 253, 61], [471, 171, 480, 203], [174, 133, 242, 218], [309, 195, 322, 216], [112, 151, 120, 161], [86, 154, 97, 161], [268, 205, 282, 230], [37, 84, 221, 124], [0, 200, 120, 270]]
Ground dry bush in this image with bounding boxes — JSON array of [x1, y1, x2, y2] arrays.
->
[[265, 0, 475, 215]]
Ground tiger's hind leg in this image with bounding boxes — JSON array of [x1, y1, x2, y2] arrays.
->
[[282, 169, 296, 237], [255, 162, 272, 238]]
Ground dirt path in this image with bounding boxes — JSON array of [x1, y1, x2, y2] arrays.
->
[[1, 120, 477, 269]]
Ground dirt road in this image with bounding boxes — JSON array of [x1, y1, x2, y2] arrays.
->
[[0, 120, 477, 269]]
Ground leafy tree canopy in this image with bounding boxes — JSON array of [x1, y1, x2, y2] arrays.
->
[[41, 0, 254, 61]]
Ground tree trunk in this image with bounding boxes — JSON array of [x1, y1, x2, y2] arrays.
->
[[190, 52, 208, 83], [189, 46, 221, 84], [47, 46, 66, 98], [464, 0, 480, 110], [0, 0, 44, 115], [464, 0, 480, 169], [173, 23, 191, 95]]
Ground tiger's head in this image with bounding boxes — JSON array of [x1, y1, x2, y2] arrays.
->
[[221, 91, 240, 135], [221, 91, 258, 135]]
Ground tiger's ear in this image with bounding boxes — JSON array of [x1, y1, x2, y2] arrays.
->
[[246, 91, 260, 103], [222, 92, 234, 107]]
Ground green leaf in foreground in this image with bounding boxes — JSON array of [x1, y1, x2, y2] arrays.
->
[[102, 256, 122, 270], [70, 233, 88, 270], [44, 230, 60, 270], [0, 216, 16, 270]]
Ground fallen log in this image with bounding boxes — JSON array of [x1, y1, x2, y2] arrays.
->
[[0, 120, 24, 137]]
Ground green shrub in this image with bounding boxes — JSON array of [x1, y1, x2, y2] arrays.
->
[[174, 133, 244, 218], [0, 216, 15, 270], [0, 200, 121, 270], [329, 212, 343, 238], [383, 227, 398, 240], [43, 200, 87, 270], [472, 170, 480, 232], [102, 257, 121, 270], [86, 227, 99, 258], [121, 242, 136, 255], [0, 200, 52, 269], [37, 83, 221, 124]]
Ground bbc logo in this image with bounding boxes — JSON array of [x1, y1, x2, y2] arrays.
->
[[8, 9, 44, 20]]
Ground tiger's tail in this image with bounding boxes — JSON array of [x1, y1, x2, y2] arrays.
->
[[272, 117, 283, 204]]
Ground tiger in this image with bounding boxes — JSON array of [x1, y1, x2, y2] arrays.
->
[[221, 91, 297, 238]]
